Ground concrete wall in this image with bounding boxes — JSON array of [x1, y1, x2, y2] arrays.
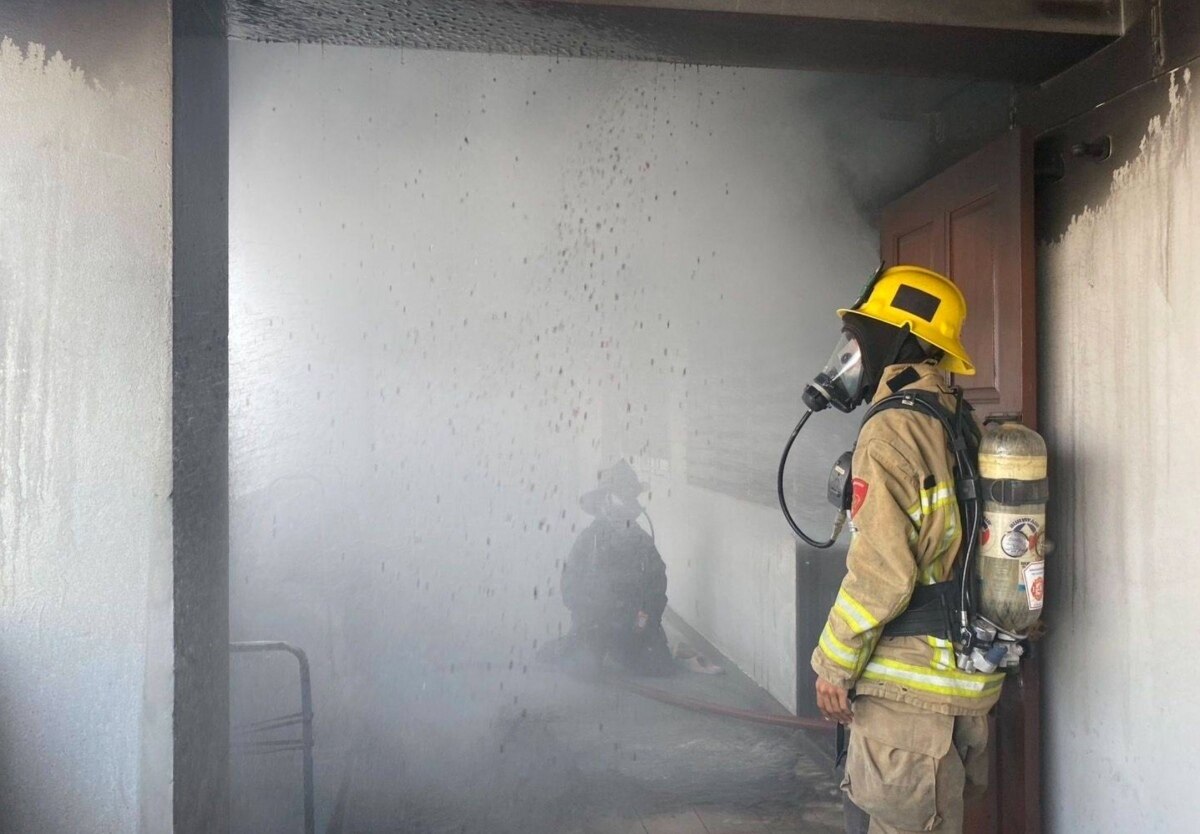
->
[[0, 3, 174, 831], [172, 2, 231, 830], [1038, 67, 1200, 834]]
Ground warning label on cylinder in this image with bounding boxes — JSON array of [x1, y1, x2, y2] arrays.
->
[[981, 511, 1045, 562], [1023, 561, 1045, 611]]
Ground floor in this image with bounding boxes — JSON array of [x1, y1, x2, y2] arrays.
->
[[323, 620, 843, 834], [232, 616, 843, 833], [574, 804, 843, 834]]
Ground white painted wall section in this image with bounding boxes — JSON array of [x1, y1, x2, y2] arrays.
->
[[0, 25, 173, 834], [1040, 69, 1200, 834]]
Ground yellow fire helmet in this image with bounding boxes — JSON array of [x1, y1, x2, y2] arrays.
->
[[838, 265, 975, 376]]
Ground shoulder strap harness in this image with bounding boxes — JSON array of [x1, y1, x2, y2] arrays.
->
[[857, 370, 982, 644]]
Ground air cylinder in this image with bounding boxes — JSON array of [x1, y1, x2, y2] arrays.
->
[[977, 421, 1049, 634]]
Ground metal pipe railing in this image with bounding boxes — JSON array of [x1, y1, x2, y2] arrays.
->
[[231, 641, 315, 834]]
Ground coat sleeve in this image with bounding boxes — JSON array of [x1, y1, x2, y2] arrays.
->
[[638, 537, 669, 621], [811, 433, 922, 689], [561, 528, 595, 613]]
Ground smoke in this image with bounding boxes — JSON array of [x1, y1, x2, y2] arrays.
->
[[228, 42, 984, 832]]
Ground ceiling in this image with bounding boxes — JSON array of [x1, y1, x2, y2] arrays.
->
[[227, 0, 1119, 83]]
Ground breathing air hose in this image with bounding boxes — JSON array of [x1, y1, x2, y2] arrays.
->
[[641, 510, 656, 543], [777, 410, 846, 549]]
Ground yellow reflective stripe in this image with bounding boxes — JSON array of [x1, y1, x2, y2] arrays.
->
[[905, 479, 960, 583], [940, 503, 959, 542], [920, 485, 955, 516], [904, 498, 923, 524], [834, 588, 880, 634], [925, 566, 940, 584], [819, 624, 859, 671], [861, 658, 1005, 698], [926, 636, 956, 670], [927, 529, 956, 583], [908, 481, 956, 524], [919, 562, 940, 584]]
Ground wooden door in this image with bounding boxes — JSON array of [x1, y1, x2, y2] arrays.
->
[[880, 129, 1039, 834]]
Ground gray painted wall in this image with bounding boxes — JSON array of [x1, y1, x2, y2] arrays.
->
[[1038, 67, 1200, 832], [0, 4, 174, 832], [229, 41, 952, 827]]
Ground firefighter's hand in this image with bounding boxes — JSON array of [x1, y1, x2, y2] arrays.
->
[[815, 677, 853, 724], [635, 610, 649, 632]]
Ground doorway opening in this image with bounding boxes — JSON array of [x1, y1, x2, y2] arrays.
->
[[211, 3, 1120, 832]]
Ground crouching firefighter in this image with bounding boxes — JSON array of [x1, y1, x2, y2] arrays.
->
[[777, 266, 1026, 834]]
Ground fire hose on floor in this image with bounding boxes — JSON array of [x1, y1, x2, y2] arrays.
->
[[613, 676, 834, 733]]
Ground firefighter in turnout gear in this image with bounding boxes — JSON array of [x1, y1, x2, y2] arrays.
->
[[808, 267, 1003, 834], [557, 461, 674, 676]]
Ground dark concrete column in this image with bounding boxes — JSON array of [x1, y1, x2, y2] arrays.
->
[[172, 2, 230, 831]]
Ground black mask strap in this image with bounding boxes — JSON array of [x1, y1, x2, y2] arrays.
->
[[886, 366, 922, 394], [858, 322, 916, 403], [884, 323, 914, 369]]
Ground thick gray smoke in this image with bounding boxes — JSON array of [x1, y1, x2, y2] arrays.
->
[[228, 42, 984, 832]]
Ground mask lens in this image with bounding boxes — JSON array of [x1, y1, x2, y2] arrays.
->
[[822, 332, 863, 398]]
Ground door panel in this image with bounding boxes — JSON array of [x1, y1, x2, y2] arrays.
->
[[880, 129, 1039, 834], [949, 194, 1002, 407], [896, 222, 938, 270], [881, 129, 1035, 423]]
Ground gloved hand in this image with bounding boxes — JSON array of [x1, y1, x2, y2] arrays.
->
[[815, 677, 853, 724]]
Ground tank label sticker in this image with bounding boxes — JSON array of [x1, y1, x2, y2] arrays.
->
[[851, 478, 869, 518], [1003, 517, 1040, 557], [981, 511, 1045, 561], [1002, 528, 1029, 557], [1023, 561, 1045, 610]]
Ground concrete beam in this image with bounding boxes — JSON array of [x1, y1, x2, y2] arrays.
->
[[529, 0, 1125, 36], [229, 0, 1115, 83], [1018, 0, 1200, 134]]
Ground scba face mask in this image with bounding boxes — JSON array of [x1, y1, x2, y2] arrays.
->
[[779, 264, 973, 552], [802, 330, 865, 413], [779, 325, 873, 548]]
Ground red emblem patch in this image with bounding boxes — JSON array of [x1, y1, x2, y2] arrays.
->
[[850, 478, 869, 518], [1030, 577, 1045, 603]]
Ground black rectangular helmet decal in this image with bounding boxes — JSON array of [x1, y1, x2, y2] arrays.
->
[[891, 284, 941, 322]]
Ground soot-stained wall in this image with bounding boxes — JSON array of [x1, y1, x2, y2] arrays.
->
[[229, 41, 958, 827], [0, 5, 173, 832], [1037, 67, 1200, 833]]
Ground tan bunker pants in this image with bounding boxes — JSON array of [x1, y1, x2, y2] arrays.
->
[[842, 696, 988, 834]]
